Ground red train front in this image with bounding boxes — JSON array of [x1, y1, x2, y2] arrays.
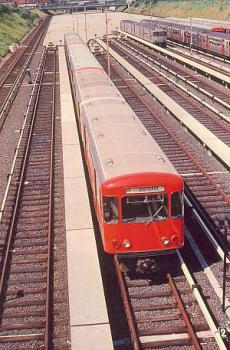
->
[[64, 33, 184, 263], [101, 173, 183, 255]]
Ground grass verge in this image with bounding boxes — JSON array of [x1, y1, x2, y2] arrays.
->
[[0, 6, 39, 59], [130, 0, 230, 21]]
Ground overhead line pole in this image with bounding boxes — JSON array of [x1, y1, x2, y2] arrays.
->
[[105, 1, 111, 77], [128, 0, 130, 21], [84, 6, 88, 42], [190, 2, 192, 53]]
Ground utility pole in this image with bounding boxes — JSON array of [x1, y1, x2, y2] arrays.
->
[[84, 7, 88, 42], [128, 0, 130, 21], [72, 13, 75, 32], [150, 1, 152, 22], [105, 2, 111, 77], [76, 11, 79, 32], [190, 2, 192, 52]]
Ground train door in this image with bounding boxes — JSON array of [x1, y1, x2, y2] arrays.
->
[[227, 40, 230, 57], [200, 34, 205, 50], [206, 35, 209, 50], [137, 24, 140, 37], [140, 25, 143, 39], [143, 27, 149, 41], [193, 33, 197, 48], [197, 33, 201, 49], [179, 29, 183, 43], [221, 39, 225, 56], [184, 31, 188, 45]]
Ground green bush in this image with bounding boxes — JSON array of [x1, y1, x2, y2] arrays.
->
[[12, 7, 19, 13], [0, 8, 40, 59], [20, 11, 32, 21], [0, 4, 10, 15], [20, 10, 38, 22]]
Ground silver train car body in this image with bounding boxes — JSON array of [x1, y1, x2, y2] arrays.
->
[[141, 19, 230, 58], [120, 20, 167, 46], [64, 32, 178, 184], [64, 33, 184, 257]]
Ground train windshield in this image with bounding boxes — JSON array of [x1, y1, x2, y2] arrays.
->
[[171, 191, 184, 218], [122, 194, 168, 223], [153, 31, 166, 36]]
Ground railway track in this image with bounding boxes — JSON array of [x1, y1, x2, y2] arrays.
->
[[96, 52, 230, 252], [119, 31, 230, 88], [0, 46, 57, 349], [106, 40, 230, 147], [115, 254, 225, 349], [0, 17, 50, 132], [0, 19, 46, 83], [117, 37, 230, 112], [167, 39, 230, 69], [94, 37, 230, 349]]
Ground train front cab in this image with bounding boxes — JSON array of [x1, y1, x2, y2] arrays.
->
[[100, 173, 184, 256]]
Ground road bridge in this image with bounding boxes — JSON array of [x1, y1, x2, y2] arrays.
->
[[40, 1, 128, 12]]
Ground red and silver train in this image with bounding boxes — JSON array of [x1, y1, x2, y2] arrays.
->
[[141, 19, 230, 58], [210, 26, 229, 33], [120, 20, 167, 46], [65, 33, 184, 264]]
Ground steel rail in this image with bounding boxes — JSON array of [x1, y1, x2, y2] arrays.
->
[[166, 40, 230, 68], [0, 18, 50, 131], [0, 48, 57, 348], [110, 40, 230, 135], [185, 227, 230, 320], [97, 38, 230, 170], [185, 193, 229, 262], [119, 31, 230, 87], [115, 39, 230, 115], [44, 47, 56, 350], [98, 52, 230, 207], [0, 48, 49, 315], [0, 18, 49, 90], [114, 255, 141, 350], [167, 274, 201, 349], [0, 49, 46, 222], [177, 250, 227, 349], [0, 19, 47, 89], [115, 255, 212, 349]]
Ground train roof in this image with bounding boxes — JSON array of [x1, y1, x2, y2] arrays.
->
[[65, 34, 102, 71], [141, 19, 230, 39], [121, 20, 167, 33], [64, 33, 85, 45], [65, 34, 179, 183]]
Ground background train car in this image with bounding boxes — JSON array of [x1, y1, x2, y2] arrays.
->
[[120, 20, 167, 46], [210, 26, 229, 33], [141, 19, 230, 58], [64, 33, 184, 265]]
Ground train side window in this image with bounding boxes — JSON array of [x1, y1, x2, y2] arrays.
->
[[83, 125, 86, 147], [171, 191, 184, 218], [103, 197, 119, 224], [94, 169, 97, 197]]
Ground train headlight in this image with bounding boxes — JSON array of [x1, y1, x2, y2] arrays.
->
[[123, 239, 132, 248], [161, 237, 170, 246], [171, 235, 179, 244], [112, 239, 121, 249]]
